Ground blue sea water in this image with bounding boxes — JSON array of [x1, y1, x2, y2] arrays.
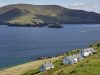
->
[[0, 24, 100, 69]]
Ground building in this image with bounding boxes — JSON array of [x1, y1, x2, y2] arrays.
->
[[39, 61, 54, 72], [80, 48, 95, 57], [63, 53, 83, 64]]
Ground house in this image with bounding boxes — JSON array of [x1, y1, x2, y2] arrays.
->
[[63, 53, 83, 64], [80, 48, 95, 57], [39, 61, 54, 72]]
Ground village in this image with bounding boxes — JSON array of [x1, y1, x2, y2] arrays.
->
[[39, 47, 96, 72]]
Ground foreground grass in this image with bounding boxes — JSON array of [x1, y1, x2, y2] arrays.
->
[[35, 42, 100, 75], [54, 43, 100, 75], [22, 49, 81, 75], [0, 56, 63, 75]]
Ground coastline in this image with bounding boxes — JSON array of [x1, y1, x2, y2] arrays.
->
[[0, 23, 100, 28], [0, 56, 63, 75], [0, 42, 99, 75]]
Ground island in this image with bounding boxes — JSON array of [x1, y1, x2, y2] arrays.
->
[[48, 23, 63, 28], [0, 4, 100, 27]]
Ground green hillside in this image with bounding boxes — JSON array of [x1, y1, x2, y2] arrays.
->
[[0, 4, 100, 26], [22, 42, 100, 75]]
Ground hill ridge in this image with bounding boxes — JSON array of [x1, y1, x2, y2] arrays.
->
[[0, 4, 100, 26]]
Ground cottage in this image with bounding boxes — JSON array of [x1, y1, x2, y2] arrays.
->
[[63, 53, 83, 64], [39, 61, 54, 72], [80, 48, 95, 57]]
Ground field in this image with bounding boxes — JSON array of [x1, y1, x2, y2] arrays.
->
[[0, 56, 63, 75], [35, 42, 100, 75]]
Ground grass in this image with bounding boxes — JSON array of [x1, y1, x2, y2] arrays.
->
[[35, 42, 100, 75], [56, 56, 100, 75], [9, 14, 34, 25], [64, 49, 81, 56], [22, 68, 39, 75], [36, 59, 66, 75], [22, 49, 82, 75], [54, 42, 100, 75], [7, 5, 58, 25], [0, 56, 63, 75]]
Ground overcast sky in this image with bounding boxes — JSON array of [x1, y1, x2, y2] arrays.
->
[[0, 0, 100, 13]]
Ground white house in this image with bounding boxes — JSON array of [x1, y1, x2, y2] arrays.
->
[[39, 61, 54, 72], [80, 48, 95, 57], [63, 53, 83, 64]]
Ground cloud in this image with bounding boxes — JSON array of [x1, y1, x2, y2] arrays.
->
[[64, 2, 100, 13]]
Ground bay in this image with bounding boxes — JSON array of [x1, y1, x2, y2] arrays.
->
[[0, 24, 100, 69]]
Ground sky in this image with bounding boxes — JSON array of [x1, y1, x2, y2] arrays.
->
[[0, 0, 100, 13]]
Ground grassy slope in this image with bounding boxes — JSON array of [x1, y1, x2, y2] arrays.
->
[[0, 4, 60, 25], [0, 56, 63, 75], [8, 8, 57, 25], [55, 52, 100, 75], [35, 43, 100, 75]]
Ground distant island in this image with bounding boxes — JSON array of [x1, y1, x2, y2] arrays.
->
[[48, 23, 63, 28], [0, 4, 100, 27]]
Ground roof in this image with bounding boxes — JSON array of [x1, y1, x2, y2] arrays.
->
[[82, 48, 95, 52], [64, 53, 83, 63], [41, 61, 54, 68]]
